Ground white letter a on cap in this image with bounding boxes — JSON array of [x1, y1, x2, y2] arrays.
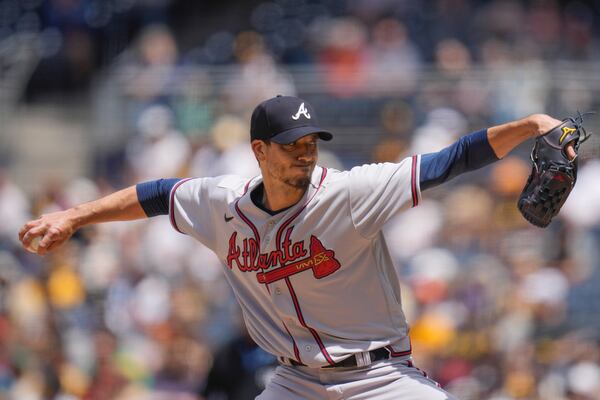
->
[[292, 103, 311, 120]]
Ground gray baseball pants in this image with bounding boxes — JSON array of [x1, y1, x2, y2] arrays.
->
[[256, 357, 458, 400]]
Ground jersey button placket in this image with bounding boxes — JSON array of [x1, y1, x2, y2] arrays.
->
[[263, 220, 275, 246]]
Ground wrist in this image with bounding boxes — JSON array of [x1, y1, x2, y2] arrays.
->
[[67, 206, 90, 230], [526, 114, 562, 138], [525, 114, 544, 138]]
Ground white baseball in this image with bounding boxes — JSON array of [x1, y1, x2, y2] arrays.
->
[[25, 236, 41, 253]]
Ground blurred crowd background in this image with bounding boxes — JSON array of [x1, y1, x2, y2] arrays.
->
[[1, 0, 600, 399]]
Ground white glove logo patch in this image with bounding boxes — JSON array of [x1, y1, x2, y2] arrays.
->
[[292, 102, 311, 120]]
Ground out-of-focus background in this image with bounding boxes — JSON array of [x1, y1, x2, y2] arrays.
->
[[1, 0, 600, 399]]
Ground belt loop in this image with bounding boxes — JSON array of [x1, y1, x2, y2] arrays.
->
[[279, 356, 292, 366], [365, 351, 372, 365], [355, 351, 372, 367]]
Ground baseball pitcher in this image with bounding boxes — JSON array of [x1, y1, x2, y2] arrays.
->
[[19, 96, 588, 399]]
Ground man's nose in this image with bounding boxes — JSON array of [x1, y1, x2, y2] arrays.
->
[[297, 150, 315, 162]]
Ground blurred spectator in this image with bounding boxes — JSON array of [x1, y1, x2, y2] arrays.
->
[[365, 18, 421, 95], [384, 200, 444, 261], [371, 100, 413, 163], [315, 17, 369, 97], [409, 107, 467, 155], [126, 104, 191, 181], [203, 327, 277, 400], [441, 185, 495, 250], [83, 330, 127, 399], [489, 157, 531, 231], [561, 160, 600, 228], [435, 38, 472, 76], [189, 114, 260, 178], [208, 114, 259, 177], [527, 0, 562, 59], [0, 169, 30, 248], [121, 24, 179, 103], [223, 31, 296, 115], [172, 70, 216, 142]]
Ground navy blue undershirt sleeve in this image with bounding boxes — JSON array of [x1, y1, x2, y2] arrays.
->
[[419, 129, 499, 191], [136, 178, 181, 217]]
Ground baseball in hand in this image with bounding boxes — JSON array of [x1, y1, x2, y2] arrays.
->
[[25, 236, 41, 253]]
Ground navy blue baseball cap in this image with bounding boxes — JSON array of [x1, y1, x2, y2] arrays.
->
[[250, 95, 333, 144]]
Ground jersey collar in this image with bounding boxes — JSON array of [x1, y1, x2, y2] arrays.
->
[[236, 165, 326, 219]]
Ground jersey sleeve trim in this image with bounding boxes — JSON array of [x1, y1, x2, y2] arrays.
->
[[411, 155, 422, 207], [169, 178, 194, 234]]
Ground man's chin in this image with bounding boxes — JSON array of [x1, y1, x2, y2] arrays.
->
[[285, 177, 311, 189], [282, 165, 314, 189], [284, 170, 312, 189]]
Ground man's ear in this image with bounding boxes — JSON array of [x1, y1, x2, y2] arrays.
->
[[251, 140, 267, 162]]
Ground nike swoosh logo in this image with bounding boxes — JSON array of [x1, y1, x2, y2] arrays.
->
[[224, 214, 234, 222]]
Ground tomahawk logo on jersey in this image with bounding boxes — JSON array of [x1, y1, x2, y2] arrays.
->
[[226, 229, 341, 283]]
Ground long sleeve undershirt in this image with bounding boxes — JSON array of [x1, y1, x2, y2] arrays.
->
[[136, 178, 180, 217], [419, 129, 499, 191]]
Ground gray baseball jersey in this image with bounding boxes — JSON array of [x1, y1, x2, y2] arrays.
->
[[169, 157, 420, 368]]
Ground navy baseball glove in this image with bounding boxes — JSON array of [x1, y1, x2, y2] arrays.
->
[[518, 112, 593, 228]]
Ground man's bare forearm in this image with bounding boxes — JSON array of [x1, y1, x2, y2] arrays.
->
[[69, 185, 147, 229], [19, 185, 147, 255]]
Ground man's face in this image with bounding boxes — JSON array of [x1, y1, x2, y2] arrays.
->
[[255, 134, 319, 190]]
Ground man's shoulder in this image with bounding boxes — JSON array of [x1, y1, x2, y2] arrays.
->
[[322, 159, 416, 194], [175, 174, 256, 197], [320, 163, 395, 185], [214, 174, 254, 191], [318, 165, 347, 185], [329, 159, 414, 179]]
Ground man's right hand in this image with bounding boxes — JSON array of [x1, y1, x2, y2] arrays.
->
[[18, 209, 80, 255]]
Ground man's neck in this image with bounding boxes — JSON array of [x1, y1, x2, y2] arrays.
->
[[262, 178, 307, 212]]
